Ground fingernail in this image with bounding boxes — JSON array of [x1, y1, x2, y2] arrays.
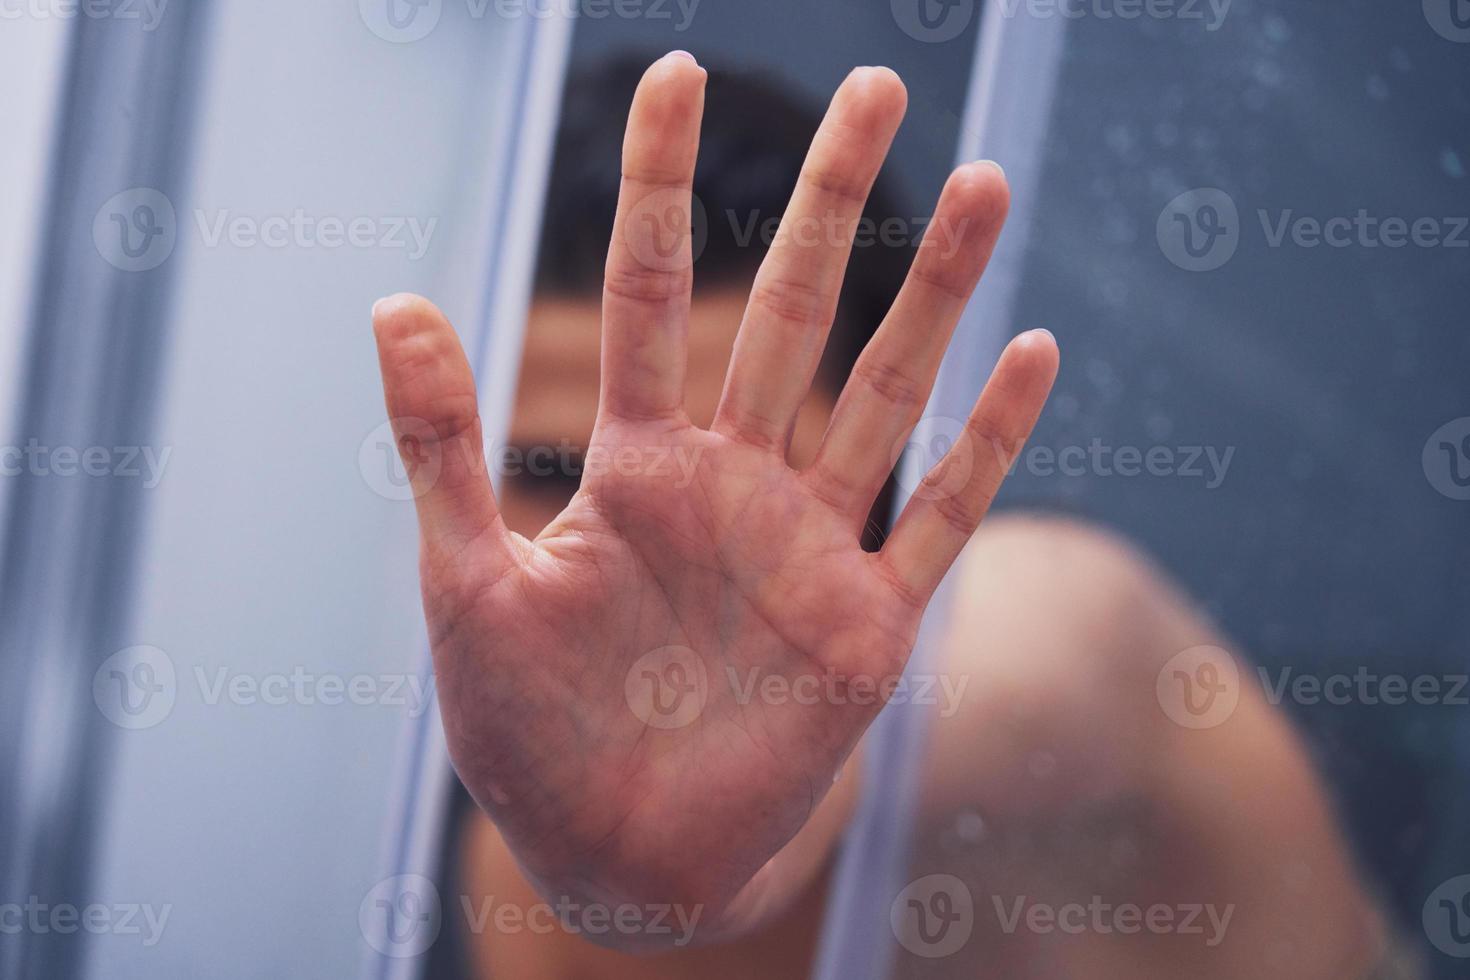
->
[[978, 159, 1006, 179], [668, 50, 697, 64], [372, 297, 388, 320], [1031, 327, 1056, 345]]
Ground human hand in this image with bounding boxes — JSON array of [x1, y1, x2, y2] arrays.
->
[[371, 52, 1057, 946]]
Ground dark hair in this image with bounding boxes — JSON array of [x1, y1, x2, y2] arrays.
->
[[534, 53, 913, 393]]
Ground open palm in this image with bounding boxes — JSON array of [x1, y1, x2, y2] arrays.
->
[[372, 54, 1057, 943]]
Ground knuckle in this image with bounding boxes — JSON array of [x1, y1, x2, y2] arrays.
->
[[603, 259, 692, 305], [420, 392, 482, 447], [853, 357, 927, 409], [748, 276, 830, 332], [964, 409, 1022, 469], [908, 261, 974, 302], [797, 165, 870, 209], [927, 477, 981, 535], [621, 164, 693, 189], [873, 553, 928, 610]]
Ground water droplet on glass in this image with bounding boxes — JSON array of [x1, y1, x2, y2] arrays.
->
[[1027, 751, 1057, 779], [1101, 211, 1136, 245], [954, 810, 986, 843], [1253, 61, 1283, 88], [1085, 359, 1120, 399], [1189, 128, 1220, 153], [1110, 836, 1140, 867], [1283, 860, 1312, 889], [1104, 124, 1135, 158], [1391, 349, 1417, 378], [1052, 393, 1080, 422], [1366, 74, 1388, 102], [1441, 148, 1465, 179], [1146, 413, 1174, 442], [1262, 14, 1291, 43], [1266, 939, 1297, 966]]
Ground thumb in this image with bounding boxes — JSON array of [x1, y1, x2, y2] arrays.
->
[[371, 293, 511, 569]]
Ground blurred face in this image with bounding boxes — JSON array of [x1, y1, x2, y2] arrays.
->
[[502, 288, 839, 535]]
